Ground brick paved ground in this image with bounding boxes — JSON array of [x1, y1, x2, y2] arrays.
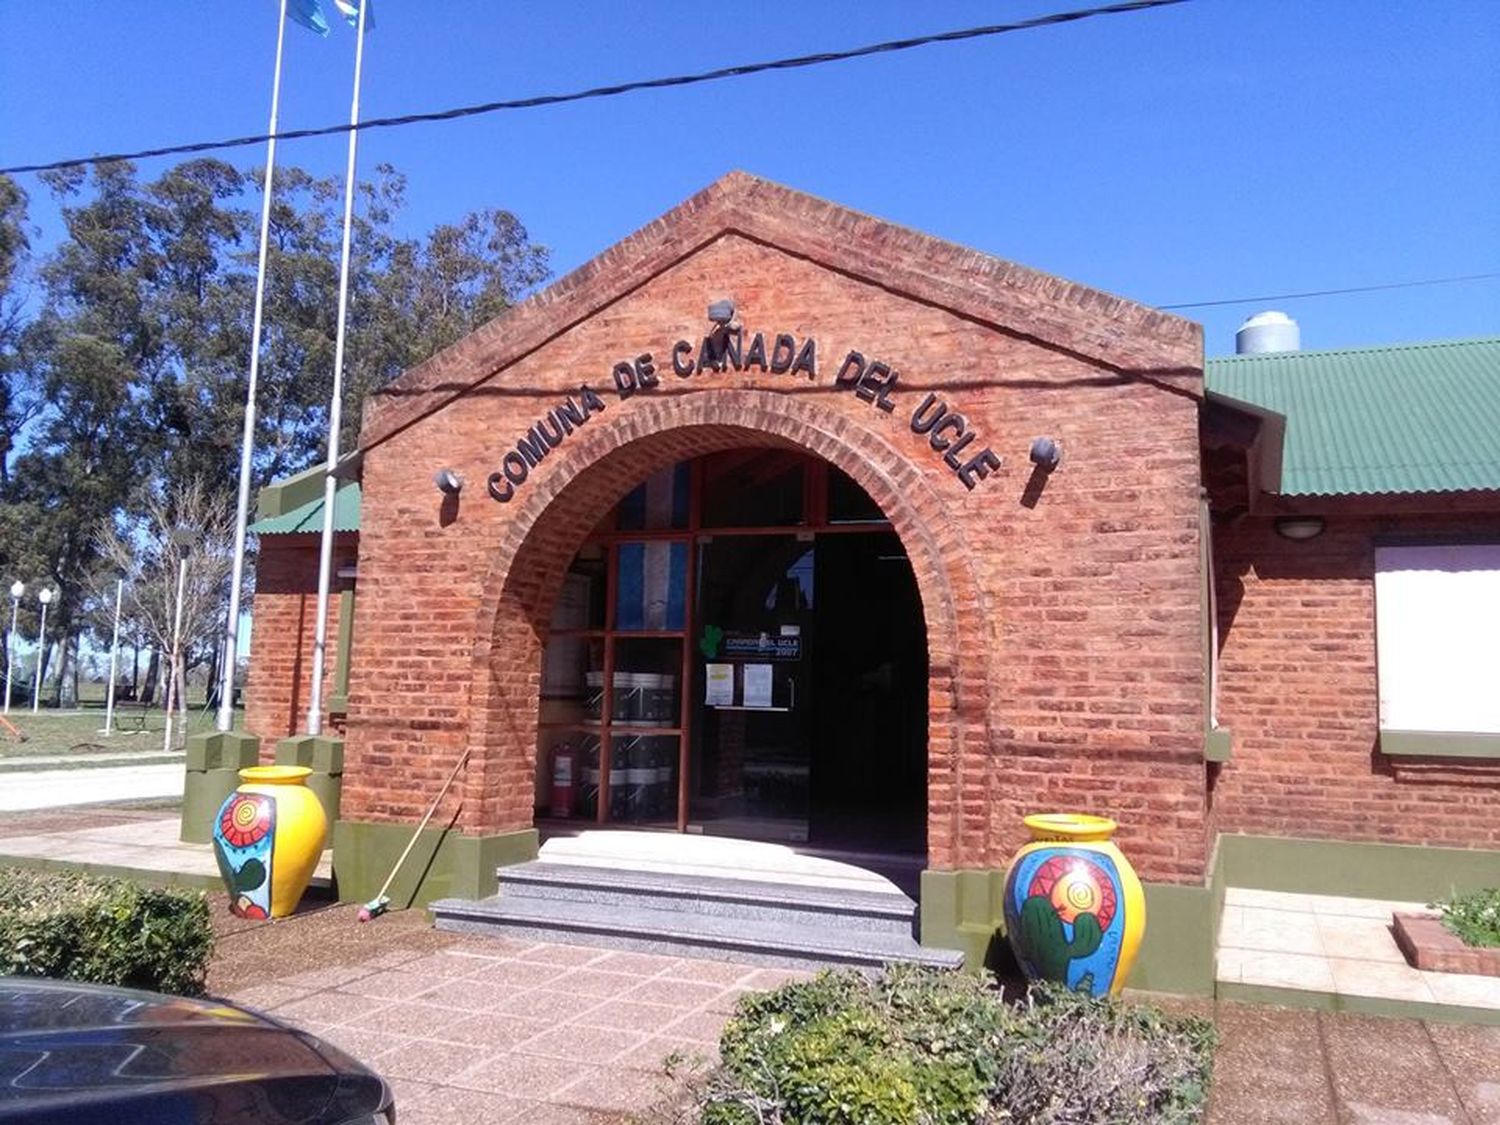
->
[[208, 905, 1500, 1125]]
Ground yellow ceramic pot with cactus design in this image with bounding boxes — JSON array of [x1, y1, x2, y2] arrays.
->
[[211, 766, 328, 919], [1001, 813, 1146, 996]]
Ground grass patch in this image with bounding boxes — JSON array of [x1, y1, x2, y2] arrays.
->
[[1434, 887, 1500, 949], [654, 966, 1215, 1125], [0, 706, 237, 759]]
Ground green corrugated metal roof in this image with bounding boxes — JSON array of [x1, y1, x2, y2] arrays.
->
[[1205, 337, 1500, 497], [249, 479, 361, 534]]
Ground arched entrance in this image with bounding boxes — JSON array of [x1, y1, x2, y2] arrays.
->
[[463, 391, 994, 872], [531, 449, 930, 854]]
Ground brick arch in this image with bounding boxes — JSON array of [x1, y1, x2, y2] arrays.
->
[[463, 390, 994, 868]]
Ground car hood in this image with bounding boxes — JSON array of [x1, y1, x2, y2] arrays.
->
[[0, 978, 383, 1124]]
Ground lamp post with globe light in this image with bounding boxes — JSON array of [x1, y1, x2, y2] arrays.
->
[[5, 581, 21, 715], [31, 587, 53, 714]]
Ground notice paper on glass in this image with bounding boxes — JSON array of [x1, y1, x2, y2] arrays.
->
[[705, 663, 734, 706], [743, 663, 774, 709]]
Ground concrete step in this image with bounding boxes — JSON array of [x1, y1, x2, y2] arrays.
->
[[494, 861, 918, 935], [429, 892, 963, 972]]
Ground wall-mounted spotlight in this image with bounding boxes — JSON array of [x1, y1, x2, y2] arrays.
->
[[1274, 516, 1325, 541], [433, 468, 463, 495], [336, 563, 358, 580], [1029, 437, 1063, 471], [707, 298, 735, 325]]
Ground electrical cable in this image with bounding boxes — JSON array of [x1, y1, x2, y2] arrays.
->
[[1159, 271, 1500, 310], [0, 0, 1190, 176]]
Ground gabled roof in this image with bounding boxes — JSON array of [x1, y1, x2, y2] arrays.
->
[[360, 171, 1202, 449], [1205, 337, 1500, 497]]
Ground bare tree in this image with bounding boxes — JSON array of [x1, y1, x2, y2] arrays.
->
[[94, 478, 235, 746]]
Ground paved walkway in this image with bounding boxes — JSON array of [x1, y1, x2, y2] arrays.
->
[[207, 906, 1500, 1125], [1219, 887, 1500, 1013], [0, 762, 184, 810]]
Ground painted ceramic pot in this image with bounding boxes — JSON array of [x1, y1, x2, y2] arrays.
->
[[1002, 813, 1146, 997], [212, 766, 328, 919]]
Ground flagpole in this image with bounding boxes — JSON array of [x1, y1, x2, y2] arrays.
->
[[306, 0, 367, 736], [217, 0, 291, 734]]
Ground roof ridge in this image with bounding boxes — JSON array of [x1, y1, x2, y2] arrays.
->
[[1206, 335, 1500, 364]]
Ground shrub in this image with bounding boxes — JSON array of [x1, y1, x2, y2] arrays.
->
[[0, 868, 214, 996], [661, 965, 1215, 1125], [1434, 887, 1500, 948]]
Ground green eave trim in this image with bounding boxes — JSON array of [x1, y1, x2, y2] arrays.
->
[[1380, 730, 1500, 759], [250, 480, 361, 535], [1205, 726, 1232, 763]]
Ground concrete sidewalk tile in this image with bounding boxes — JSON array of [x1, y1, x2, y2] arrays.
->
[[491, 987, 608, 1022], [404, 1085, 528, 1125], [704, 986, 756, 1014], [431, 1012, 551, 1050], [587, 950, 680, 976], [336, 969, 450, 1001], [1205, 1003, 1336, 1125], [1427, 1023, 1500, 1124], [1235, 950, 1337, 993], [616, 1034, 719, 1073], [741, 967, 811, 990], [545, 967, 647, 998], [1317, 915, 1408, 965], [660, 1009, 731, 1045], [468, 958, 571, 989], [1329, 959, 1435, 1004], [273, 990, 390, 1027], [453, 1052, 597, 1099], [621, 977, 729, 1010], [1321, 1013, 1470, 1121], [1424, 972, 1500, 1010], [372, 1036, 487, 1084], [514, 941, 609, 967], [281, 965, 373, 991], [1226, 888, 1321, 912], [659, 957, 758, 985], [515, 1022, 648, 1064], [556, 1066, 673, 1113], [348, 1000, 462, 1038], [1229, 905, 1325, 956], [503, 1101, 618, 1125], [383, 1078, 440, 1121], [309, 1024, 411, 1065], [417, 978, 516, 1012], [577, 998, 686, 1032], [226, 982, 311, 1012], [398, 950, 498, 978], [1311, 895, 1431, 920]]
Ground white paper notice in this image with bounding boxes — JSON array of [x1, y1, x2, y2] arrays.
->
[[705, 663, 734, 706], [743, 663, 774, 709]]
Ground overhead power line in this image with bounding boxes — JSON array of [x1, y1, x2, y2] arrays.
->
[[0, 0, 1190, 177], [1159, 271, 1500, 310]]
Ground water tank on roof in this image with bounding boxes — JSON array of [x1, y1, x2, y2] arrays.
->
[[1235, 310, 1300, 354]]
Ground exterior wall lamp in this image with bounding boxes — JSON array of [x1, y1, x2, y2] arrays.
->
[[433, 469, 463, 495], [1029, 437, 1062, 471], [1274, 516, 1325, 541], [707, 299, 735, 325]]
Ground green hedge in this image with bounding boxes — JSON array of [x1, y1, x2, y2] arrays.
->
[[664, 966, 1215, 1125], [0, 869, 214, 996]]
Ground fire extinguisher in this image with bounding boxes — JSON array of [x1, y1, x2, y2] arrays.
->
[[550, 743, 576, 818]]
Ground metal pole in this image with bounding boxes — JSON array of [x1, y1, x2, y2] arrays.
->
[[164, 558, 188, 753], [306, 0, 368, 737], [218, 0, 291, 734], [30, 598, 48, 714], [102, 578, 123, 735], [4, 592, 18, 715]]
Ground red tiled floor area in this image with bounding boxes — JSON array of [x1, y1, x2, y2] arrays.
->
[[208, 906, 1500, 1124], [208, 904, 804, 1124]]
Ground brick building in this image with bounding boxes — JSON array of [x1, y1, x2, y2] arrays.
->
[[218, 174, 1500, 992]]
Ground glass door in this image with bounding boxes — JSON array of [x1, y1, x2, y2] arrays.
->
[[689, 535, 814, 842]]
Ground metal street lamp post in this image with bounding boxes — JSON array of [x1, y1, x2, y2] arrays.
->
[[30, 587, 53, 714], [163, 550, 190, 754], [5, 581, 21, 715], [101, 578, 124, 736]]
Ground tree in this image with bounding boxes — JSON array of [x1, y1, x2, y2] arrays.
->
[[94, 478, 235, 744]]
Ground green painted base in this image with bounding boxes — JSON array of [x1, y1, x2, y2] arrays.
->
[[180, 731, 261, 844], [1220, 834, 1500, 902], [332, 820, 538, 910], [919, 866, 1219, 996], [1218, 980, 1500, 1027], [274, 736, 344, 833]]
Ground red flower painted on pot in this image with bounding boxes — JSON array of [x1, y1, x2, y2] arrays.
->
[[219, 794, 272, 849], [233, 894, 268, 920]]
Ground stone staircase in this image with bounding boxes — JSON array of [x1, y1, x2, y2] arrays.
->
[[430, 861, 963, 971]]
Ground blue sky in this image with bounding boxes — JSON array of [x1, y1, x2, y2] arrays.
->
[[2, 0, 1497, 355]]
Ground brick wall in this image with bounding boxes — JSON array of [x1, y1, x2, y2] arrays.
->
[[244, 532, 357, 756], [1211, 508, 1500, 847], [327, 173, 1212, 884]]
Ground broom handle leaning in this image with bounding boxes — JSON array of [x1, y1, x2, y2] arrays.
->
[[374, 748, 471, 904]]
